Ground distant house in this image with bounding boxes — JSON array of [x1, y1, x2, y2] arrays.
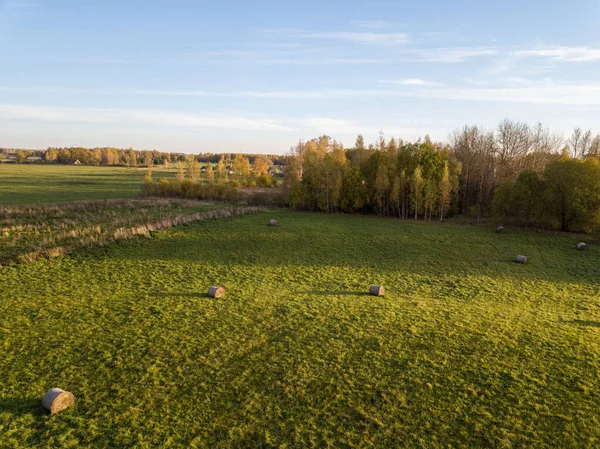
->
[[26, 156, 42, 161], [2, 154, 17, 163], [73, 160, 82, 165]]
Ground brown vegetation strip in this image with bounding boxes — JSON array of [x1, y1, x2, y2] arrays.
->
[[0, 198, 212, 218], [2, 205, 266, 266]]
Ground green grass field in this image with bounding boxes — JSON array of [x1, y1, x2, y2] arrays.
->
[[1, 211, 599, 448], [0, 165, 177, 205]]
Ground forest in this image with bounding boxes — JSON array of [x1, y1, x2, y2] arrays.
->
[[284, 120, 600, 234]]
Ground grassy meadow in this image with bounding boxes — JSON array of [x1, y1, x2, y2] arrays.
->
[[0, 165, 177, 205], [1, 210, 599, 448]]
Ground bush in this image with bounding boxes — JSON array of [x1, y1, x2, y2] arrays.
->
[[141, 179, 241, 202]]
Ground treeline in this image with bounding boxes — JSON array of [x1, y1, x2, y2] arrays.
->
[[1, 147, 285, 166], [284, 120, 600, 234], [196, 153, 286, 165]]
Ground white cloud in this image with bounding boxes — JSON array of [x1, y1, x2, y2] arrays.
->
[[298, 31, 410, 45], [304, 117, 360, 133], [513, 46, 600, 62], [390, 78, 442, 86], [352, 20, 390, 29], [504, 76, 533, 85], [8, 78, 600, 112], [255, 28, 410, 45], [412, 47, 499, 62], [0, 104, 291, 131], [420, 31, 458, 41], [193, 56, 390, 65], [411, 83, 600, 105]]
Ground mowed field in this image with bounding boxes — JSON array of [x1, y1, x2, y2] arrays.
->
[[0, 165, 176, 205], [1, 210, 599, 448]]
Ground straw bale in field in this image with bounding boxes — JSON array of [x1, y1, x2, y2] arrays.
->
[[42, 388, 75, 414], [208, 286, 225, 298], [369, 285, 385, 296]]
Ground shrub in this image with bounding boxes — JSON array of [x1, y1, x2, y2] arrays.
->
[[141, 179, 241, 202]]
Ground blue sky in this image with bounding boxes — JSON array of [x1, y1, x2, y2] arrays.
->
[[1, 0, 600, 154]]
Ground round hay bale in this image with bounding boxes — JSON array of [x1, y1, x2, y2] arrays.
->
[[208, 286, 225, 298], [369, 285, 385, 296], [269, 219, 278, 226], [515, 255, 528, 264], [496, 226, 504, 233], [577, 242, 588, 251], [42, 388, 75, 414]]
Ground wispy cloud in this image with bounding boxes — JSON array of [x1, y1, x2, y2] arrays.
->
[[411, 82, 600, 105], [512, 45, 600, 62], [389, 78, 442, 86], [0, 103, 459, 143], [412, 47, 499, 62], [420, 31, 460, 42], [296, 31, 410, 45], [352, 20, 390, 29], [0, 104, 291, 131], [11, 76, 600, 108], [143, 82, 600, 105], [255, 28, 410, 45], [195, 56, 390, 65], [195, 47, 498, 66]]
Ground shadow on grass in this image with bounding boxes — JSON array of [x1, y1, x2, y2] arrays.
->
[[0, 398, 44, 415], [91, 211, 600, 287], [296, 290, 372, 297], [568, 320, 600, 328]]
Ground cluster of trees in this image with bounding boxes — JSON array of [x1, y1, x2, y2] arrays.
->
[[284, 120, 600, 233], [284, 135, 460, 220], [142, 153, 279, 200], [449, 121, 599, 218], [196, 152, 285, 165], [493, 158, 600, 232], [167, 154, 278, 188]]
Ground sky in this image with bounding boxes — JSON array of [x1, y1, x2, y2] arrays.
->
[[1, 0, 600, 154]]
